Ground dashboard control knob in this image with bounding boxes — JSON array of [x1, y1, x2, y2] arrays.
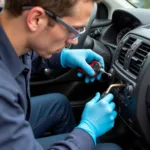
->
[[126, 85, 134, 96]]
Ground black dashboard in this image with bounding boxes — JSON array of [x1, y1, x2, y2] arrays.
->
[[90, 8, 150, 145], [107, 9, 150, 145], [100, 9, 150, 48], [111, 29, 150, 144]]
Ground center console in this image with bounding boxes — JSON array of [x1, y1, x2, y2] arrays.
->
[[110, 25, 150, 144]]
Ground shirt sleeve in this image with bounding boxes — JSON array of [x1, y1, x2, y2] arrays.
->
[[49, 129, 95, 150], [0, 72, 43, 149]]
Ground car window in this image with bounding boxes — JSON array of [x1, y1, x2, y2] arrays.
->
[[0, 0, 4, 7], [127, 0, 150, 8]]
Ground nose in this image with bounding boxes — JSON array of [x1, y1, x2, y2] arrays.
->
[[65, 38, 79, 45]]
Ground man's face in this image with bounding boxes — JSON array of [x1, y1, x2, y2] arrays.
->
[[27, 1, 94, 59]]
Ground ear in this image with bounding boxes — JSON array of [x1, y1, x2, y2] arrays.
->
[[26, 7, 47, 32]]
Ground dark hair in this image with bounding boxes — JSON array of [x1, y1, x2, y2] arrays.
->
[[4, 0, 101, 17]]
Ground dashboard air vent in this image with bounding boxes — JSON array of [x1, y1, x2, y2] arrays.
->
[[129, 43, 150, 76], [118, 37, 136, 65]]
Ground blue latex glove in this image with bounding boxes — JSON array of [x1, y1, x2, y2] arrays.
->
[[60, 48, 104, 83], [76, 92, 117, 145]]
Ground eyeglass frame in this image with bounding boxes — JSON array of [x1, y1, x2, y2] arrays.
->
[[22, 6, 86, 40]]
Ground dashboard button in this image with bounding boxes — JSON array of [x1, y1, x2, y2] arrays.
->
[[126, 85, 134, 96]]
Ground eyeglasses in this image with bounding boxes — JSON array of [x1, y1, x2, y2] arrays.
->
[[23, 6, 86, 40]]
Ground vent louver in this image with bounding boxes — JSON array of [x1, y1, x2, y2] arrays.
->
[[118, 37, 136, 65], [129, 43, 150, 76]]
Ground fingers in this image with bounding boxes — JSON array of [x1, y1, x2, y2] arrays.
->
[[109, 122, 115, 129], [100, 111, 117, 126], [90, 78, 95, 83], [107, 102, 116, 113], [85, 77, 95, 83], [85, 73, 102, 83], [110, 111, 117, 120], [107, 111, 117, 128], [85, 77, 90, 83], [78, 74, 101, 83], [77, 72, 83, 77], [77, 74, 96, 84], [79, 61, 95, 77], [102, 119, 115, 134], [96, 73, 102, 80], [100, 93, 114, 104], [76, 50, 104, 80], [77, 52, 104, 81], [78, 51, 104, 77], [88, 92, 101, 104], [91, 52, 105, 68]]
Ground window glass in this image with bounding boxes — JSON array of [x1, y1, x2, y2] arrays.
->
[[127, 0, 150, 8], [0, 0, 4, 7]]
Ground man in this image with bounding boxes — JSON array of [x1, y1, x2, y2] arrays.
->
[[0, 0, 122, 150]]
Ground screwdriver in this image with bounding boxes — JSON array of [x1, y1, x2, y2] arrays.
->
[[78, 60, 112, 77]]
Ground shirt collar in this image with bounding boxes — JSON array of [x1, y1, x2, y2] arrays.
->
[[0, 25, 26, 78]]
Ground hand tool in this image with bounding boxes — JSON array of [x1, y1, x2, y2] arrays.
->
[[78, 60, 112, 77], [102, 82, 126, 98]]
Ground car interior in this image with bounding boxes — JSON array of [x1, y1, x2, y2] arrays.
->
[[30, 0, 150, 150]]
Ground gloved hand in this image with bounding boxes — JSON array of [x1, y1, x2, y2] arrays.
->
[[76, 92, 117, 145], [60, 48, 104, 83]]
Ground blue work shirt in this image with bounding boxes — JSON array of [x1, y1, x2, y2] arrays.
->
[[0, 25, 95, 149]]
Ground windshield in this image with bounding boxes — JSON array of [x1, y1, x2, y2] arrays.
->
[[127, 0, 150, 8]]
